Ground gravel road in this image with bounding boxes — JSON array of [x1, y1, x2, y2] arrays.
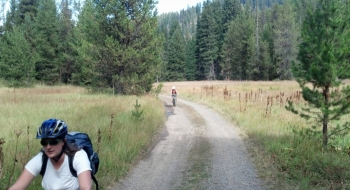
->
[[113, 95, 264, 190]]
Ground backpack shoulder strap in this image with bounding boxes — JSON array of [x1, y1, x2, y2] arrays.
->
[[92, 175, 99, 190], [68, 154, 99, 190], [40, 149, 48, 177], [68, 154, 78, 177]]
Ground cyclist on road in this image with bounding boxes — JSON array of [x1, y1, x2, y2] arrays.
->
[[9, 118, 92, 190], [171, 86, 178, 105]]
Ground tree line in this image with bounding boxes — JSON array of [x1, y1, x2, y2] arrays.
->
[[0, 0, 161, 95], [1, 0, 350, 98], [159, 0, 350, 146], [158, 0, 309, 81]]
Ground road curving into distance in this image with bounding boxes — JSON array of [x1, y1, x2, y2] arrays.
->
[[112, 95, 264, 190]]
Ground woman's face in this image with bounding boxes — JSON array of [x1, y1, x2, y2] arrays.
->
[[40, 138, 64, 158]]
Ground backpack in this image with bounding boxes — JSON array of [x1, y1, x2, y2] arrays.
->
[[40, 132, 100, 190]]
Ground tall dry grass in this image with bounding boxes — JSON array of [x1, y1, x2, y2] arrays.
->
[[159, 81, 350, 189], [2, 81, 350, 189], [0, 85, 165, 190]]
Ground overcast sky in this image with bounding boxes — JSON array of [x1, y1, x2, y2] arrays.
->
[[156, 0, 203, 14], [1, 0, 204, 25]]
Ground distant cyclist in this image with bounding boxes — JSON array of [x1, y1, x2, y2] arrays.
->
[[9, 118, 92, 190], [171, 86, 178, 105]]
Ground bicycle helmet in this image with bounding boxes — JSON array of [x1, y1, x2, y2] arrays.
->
[[172, 86, 176, 89], [36, 118, 68, 139]]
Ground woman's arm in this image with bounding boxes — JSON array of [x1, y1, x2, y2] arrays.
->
[[8, 169, 35, 190], [78, 170, 92, 190]]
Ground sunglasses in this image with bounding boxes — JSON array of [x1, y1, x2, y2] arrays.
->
[[40, 139, 62, 146]]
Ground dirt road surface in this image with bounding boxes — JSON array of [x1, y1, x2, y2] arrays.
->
[[113, 95, 264, 190]]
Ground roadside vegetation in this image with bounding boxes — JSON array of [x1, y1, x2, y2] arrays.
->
[[1, 81, 350, 189], [161, 81, 350, 189], [0, 85, 165, 190], [1, 0, 350, 189]]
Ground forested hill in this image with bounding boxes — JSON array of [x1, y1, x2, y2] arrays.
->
[[157, 0, 315, 81], [0, 0, 347, 95]]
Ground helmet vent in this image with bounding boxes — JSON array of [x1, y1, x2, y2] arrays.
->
[[36, 119, 68, 139]]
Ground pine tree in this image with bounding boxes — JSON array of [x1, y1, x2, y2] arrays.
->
[[78, 0, 162, 95], [4, 0, 20, 31], [258, 39, 271, 80], [260, 9, 277, 80], [166, 23, 186, 81], [222, 0, 240, 34], [221, 7, 254, 80], [71, 0, 101, 87], [196, 1, 220, 80], [33, 0, 61, 84], [272, 2, 300, 80], [219, 0, 241, 80], [246, 33, 259, 80], [18, 0, 39, 23], [0, 26, 37, 87], [185, 38, 197, 81], [57, 0, 77, 84], [287, 0, 350, 146], [6, 0, 39, 60]]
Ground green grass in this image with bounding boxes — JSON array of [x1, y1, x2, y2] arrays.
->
[[0, 85, 165, 190]]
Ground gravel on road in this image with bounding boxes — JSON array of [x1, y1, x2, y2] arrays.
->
[[113, 95, 264, 190]]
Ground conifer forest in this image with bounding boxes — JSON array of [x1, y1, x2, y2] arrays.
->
[[0, 0, 349, 95]]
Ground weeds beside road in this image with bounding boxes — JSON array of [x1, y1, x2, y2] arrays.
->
[[1, 81, 350, 190], [0, 85, 165, 190], [160, 81, 350, 189]]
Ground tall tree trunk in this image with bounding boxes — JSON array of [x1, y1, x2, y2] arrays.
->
[[322, 86, 330, 146]]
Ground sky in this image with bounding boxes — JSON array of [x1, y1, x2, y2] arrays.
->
[[156, 0, 203, 14], [0, 0, 203, 25]]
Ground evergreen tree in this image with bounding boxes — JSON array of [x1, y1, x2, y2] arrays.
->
[[272, 2, 299, 80], [4, 0, 20, 31], [212, 1, 224, 79], [33, 0, 61, 84], [166, 24, 186, 81], [6, 0, 39, 60], [246, 33, 259, 80], [246, 33, 271, 80], [194, 9, 204, 80], [221, 7, 254, 80], [220, 25, 234, 80], [196, 1, 220, 80], [78, 0, 162, 95], [0, 26, 37, 87], [260, 9, 277, 80], [258, 39, 271, 80], [179, 7, 198, 41], [185, 38, 197, 81], [218, 0, 241, 80], [18, 0, 39, 23], [245, 0, 272, 80], [57, 0, 77, 84], [72, 0, 107, 87], [222, 0, 240, 34], [292, 0, 319, 28], [287, 0, 350, 146]]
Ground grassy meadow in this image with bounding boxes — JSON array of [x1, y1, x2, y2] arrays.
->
[[160, 81, 350, 189], [1, 81, 350, 190], [0, 85, 165, 190]]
